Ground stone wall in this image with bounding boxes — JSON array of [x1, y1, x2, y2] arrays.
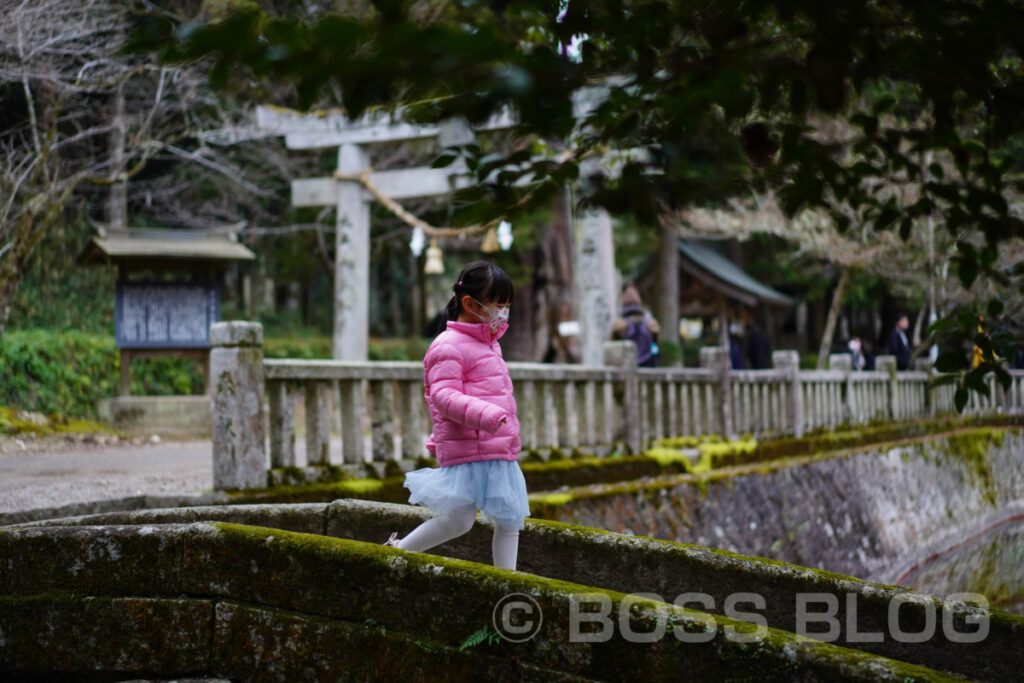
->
[[8, 499, 1024, 681], [530, 427, 1024, 583], [2, 519, 969, 682]]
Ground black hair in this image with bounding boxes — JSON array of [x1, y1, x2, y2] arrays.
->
[[444, 260, 514, 321]]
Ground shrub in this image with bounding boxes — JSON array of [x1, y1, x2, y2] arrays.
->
[[1, 329, 433, 418]]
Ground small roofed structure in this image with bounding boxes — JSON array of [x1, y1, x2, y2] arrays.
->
[[80, 225, 255, 436], [636, 239, 792, 356], [676, 240, 792, 316], [80, 225, 255, 268]]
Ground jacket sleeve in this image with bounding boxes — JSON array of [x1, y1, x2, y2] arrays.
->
[[426, 344, 508, 434]]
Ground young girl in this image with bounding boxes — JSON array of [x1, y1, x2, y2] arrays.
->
[[384, 261, 529, 570]]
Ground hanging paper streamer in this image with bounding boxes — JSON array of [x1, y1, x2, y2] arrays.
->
[[409, 226, 425, 257], [497, 221, 513, 250]]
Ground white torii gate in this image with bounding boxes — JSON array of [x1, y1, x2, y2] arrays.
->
[[256, 102, 618, 364]]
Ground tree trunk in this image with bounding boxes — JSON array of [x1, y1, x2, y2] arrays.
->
[[503, 192, 577, 362], [815, 268, 850, 369], [543, 189, 578, 362], [106, 83, 127, 228]]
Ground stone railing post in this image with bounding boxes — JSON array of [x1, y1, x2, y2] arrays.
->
[[773, 350, 803, 438], [604, 340, 640, 454], [700, 346, 734, 438], [828, 353, 853, 424], [876, 355, 898, 419], [210, 321, 266, 490], [914, 358, 935, 416]]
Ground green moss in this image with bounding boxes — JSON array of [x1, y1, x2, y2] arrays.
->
[[644, 447, 696, 470], [227, 475, 407, 505], [199, 523, 965, 681], [938, 428, 1006, 506], [0, 406, 119, 437], [339, 479, 385, 494], [533, 492, 574, 506], [698, 438, 758, 461]]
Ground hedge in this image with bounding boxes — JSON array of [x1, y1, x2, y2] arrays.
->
[[0, 330, 433, 419]]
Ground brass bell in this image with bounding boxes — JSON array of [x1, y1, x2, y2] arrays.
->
[[424, 239, 445, 274], [481, 226, 500, 253]]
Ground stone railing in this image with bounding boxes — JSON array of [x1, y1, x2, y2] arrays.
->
[[209, 322, 1024, 489]]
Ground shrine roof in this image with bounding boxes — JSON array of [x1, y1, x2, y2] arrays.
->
[[80, 226, 255, 265], [678, 240, 793, 308]]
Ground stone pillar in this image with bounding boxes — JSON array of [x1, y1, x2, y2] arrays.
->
[[773, 350, 803, 438], [210, 322, 266, 490], [914, 358, 935, 416], [574, 186, 617, 366], [829, 353, 854, 424], [335, 143, 371, 360], [876, 355, 898, 419], [604, 340, 640, 454], [701, 346, 734, 438], [655, 220, 680, 357]]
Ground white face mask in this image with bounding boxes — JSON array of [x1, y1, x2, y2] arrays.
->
[[470, 297, 511, 333]]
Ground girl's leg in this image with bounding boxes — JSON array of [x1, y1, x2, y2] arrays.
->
[[492, 523, 520, 570], [397, 504, 476, 552]]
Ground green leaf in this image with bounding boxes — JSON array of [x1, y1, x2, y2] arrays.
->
[[954, 387, 969, 412], [898, 216, 913, 241], [935, 351, 967, 373], [431, 152, 458, 168], [459, 627, 494, 651], [994, 365, 1012, 391], [958, 309, 980, 332], [986, 298, 1004, 319], [964, 369, 991, 397]]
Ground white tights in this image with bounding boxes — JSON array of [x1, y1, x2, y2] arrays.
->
[[396, 504, 520, 570]]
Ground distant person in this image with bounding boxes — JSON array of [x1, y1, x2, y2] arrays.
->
[[848, 336, 866, 371], [863, 339, 877, 370], [384, 260, 529, 571], [888, 313, 912, 370], [729, 325, 745, 370], [611, 284, 661, 367], [746, 322, 771, 369]]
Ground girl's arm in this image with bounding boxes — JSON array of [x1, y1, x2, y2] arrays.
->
[[427, 346, 509, 434]]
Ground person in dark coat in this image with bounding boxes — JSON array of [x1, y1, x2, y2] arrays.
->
[[888, 313, 912, 370], [746, 323, 772, 369]]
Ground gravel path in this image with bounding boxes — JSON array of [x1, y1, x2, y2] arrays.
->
[[0, 436, 213, 515]]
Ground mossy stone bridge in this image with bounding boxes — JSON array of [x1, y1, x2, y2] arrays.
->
[[2, 321, 1024, 680]]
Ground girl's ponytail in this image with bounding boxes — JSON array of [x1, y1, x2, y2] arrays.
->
[[444, 294, 460, 321]]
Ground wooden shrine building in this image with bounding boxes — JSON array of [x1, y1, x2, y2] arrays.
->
[[80, 226, 255, 435]]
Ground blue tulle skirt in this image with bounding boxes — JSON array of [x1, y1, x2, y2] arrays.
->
[[403, 459, 531, 530]]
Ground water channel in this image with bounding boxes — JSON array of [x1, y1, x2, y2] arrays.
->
[[893, 514, 1024, 615]]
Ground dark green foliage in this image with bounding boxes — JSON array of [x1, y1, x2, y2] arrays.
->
[[0, 330, 432, 418], [7, 216, 116, 333], [0, 330, 205, 418]]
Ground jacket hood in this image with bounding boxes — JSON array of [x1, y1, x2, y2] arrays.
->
[[446, 319, 508, 343]]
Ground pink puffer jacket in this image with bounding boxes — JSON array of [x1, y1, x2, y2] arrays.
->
[[423, 320, 521, 467]]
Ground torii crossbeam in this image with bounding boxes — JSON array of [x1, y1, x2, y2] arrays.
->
[[256, 102, 618, 364]]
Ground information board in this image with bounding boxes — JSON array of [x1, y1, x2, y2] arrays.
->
[[115, 281, 219, 349]]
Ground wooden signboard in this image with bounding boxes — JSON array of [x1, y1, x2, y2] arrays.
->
[[115, 281, 219, 349]]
